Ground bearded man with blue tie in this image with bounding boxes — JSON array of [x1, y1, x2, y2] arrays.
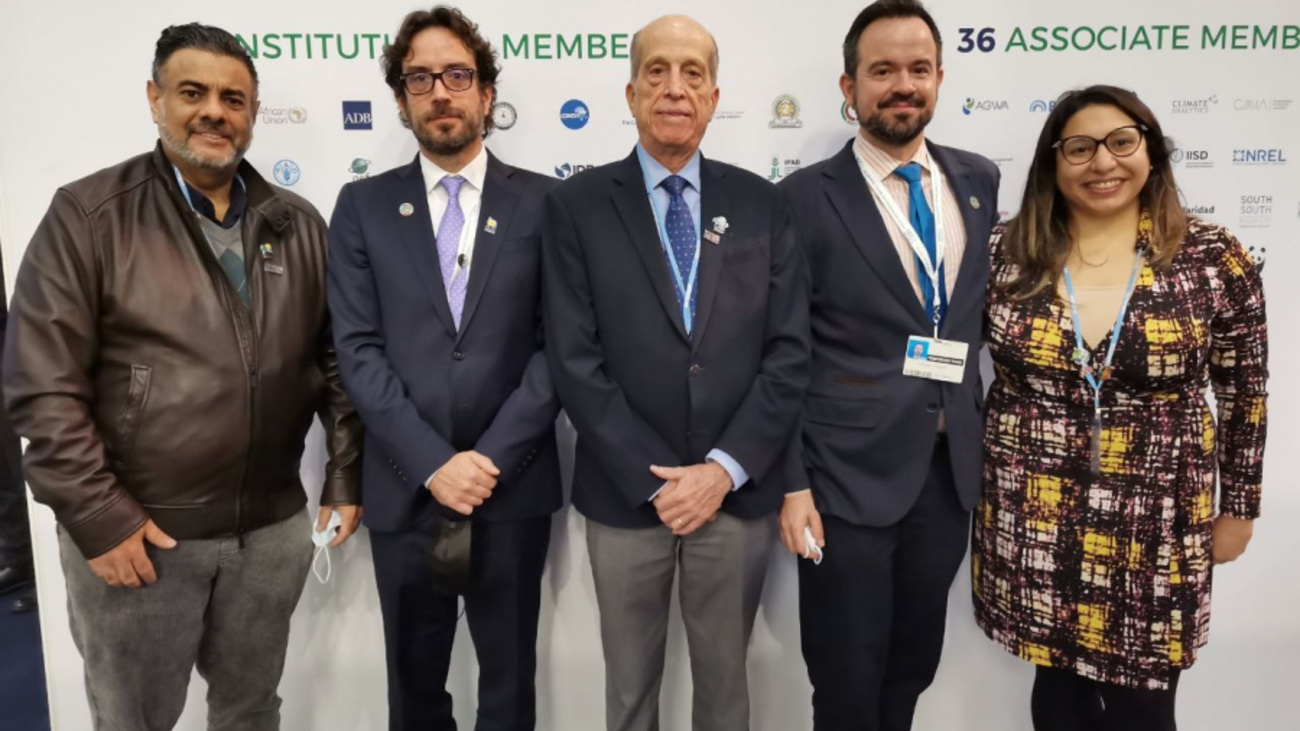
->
[[542, 14, 810, 731]]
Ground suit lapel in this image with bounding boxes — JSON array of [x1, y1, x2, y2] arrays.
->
[[394, 157, 457, 337], [455, 152, 520, 344], [611, 151, 690, 341], [927, 142, 983, 337], [822, 141, 929, 331], [690, 157, 726, 351]]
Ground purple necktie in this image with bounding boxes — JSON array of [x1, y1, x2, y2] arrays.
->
[[436, 175, 468, 329]]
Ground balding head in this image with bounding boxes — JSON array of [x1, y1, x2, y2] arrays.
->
[[625, 14, 721, 171], [629, 15, 719, 83]]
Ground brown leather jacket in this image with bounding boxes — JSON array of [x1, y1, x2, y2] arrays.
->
[[2, 144, 363, 558]]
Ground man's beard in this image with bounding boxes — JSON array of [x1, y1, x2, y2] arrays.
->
[[412, 103, 484, 157], [157, 115, 248, 173], [861, 92, 933, 147]]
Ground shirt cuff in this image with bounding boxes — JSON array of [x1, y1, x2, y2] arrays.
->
[[706, 449, 748, 491]]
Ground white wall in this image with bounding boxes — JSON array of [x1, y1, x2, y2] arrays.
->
[[2, 1, 1298, 728]]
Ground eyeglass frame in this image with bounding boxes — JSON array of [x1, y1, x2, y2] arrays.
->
[[1051, 124, 1149, 166], [398, 67, 478, 95]]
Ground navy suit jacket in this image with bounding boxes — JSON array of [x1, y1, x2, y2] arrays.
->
[[778, 139, 1000, 526], [328, 152, 562, 531], [543, 149, 810, 529]]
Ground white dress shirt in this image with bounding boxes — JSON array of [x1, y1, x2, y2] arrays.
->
[[419, 146, 489, 281]]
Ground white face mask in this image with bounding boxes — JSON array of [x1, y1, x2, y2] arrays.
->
[[311, 510, 344, 584]]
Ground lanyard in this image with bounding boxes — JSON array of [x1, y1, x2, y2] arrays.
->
[[646, 183, 701, 333], [854, 147, 948, 337], [1062, 250, 1145, 475]]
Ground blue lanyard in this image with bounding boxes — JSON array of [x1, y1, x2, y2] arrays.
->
[[646, 185, 700, 333], [1062, 249, 1144, 474]]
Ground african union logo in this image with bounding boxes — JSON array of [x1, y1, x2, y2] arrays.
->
[[259, 106, 308, 125], [273, 160, 301, 186], [770, 94, 802, 128], [493, 101, 518, 130], [840, 100, 858, 125], [559, 99, 590, 130], [349, 158, 371, 180]]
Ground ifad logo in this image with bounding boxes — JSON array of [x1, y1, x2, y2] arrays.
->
[[273, 160, 301, 186], [963, 98, 1009, 115], [559, 99, 590, 130], [343, 101, 373, 130], [554, 163, 593, 179]]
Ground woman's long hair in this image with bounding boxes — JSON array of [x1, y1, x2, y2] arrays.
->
[[1000, 85, 1187, 298]]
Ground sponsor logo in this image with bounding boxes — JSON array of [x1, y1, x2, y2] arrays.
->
[[766, 157, 802, 182], [343, 101, 373, 130], [713, 109, 746, 121], [559, 99, 590, 130], [1183, 204, 1216, 216], [492, 101, 518, 130], [272, 160, 301, 187], [1238, 194, 1272, 228], [1029, 99, 1057, 113], [1170, 95, 1218, 114], [502, 33, 631, 60], [349, 158, 371, 181], [1247, 245, 1266, 272], [841, 100, 859, 125], [1171, 149, 1213, 169], [259, 106, 308, 125], [554, 162, 594, 179], [770, 95, 802, 128], [989, 156, 1015, 168], [1232, 149, 1287, 166], [1233, 98, 1293, 112], [962, 97, 1009, 115]]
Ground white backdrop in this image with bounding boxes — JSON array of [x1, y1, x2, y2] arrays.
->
[[2, 1, 1298, 729]]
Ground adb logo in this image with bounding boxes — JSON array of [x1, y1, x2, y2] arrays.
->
[[343, 101, 373, 130], [559, 99, 590, 130], [554, 163, 594, 179], [273, 160, 301, 186]]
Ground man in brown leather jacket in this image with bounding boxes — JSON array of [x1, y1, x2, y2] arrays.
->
[[2, 23, 362, 731]]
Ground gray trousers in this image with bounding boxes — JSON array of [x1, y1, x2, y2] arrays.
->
[[587, 512, 775, 731], [59, 509, 312, 731]]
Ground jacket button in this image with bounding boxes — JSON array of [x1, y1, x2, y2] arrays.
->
[[689, 364, 702, 377], [452, 350, 465, 360], [926, 403, 938, 413]]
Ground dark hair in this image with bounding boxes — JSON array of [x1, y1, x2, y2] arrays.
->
[[153, 23, 258, 88], [1001, 85, 1187, 298], [382, 6, 500, 130], [843, 0, 943, 76]]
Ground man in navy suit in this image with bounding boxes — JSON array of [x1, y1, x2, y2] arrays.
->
[[777, 2, 1000, 729], [326, 7, 560, 730], [543, 15, 809, 731]]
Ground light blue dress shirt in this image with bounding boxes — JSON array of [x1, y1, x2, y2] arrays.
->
[[635, 144, 749, 494]]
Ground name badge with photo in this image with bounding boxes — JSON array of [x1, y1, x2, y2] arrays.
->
[[901, 336, 968, 384]]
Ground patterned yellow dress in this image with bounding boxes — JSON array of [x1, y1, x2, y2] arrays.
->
[[972, 217, 1268, 690]]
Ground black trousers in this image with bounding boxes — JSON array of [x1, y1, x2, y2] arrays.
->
[[1032, 666, 1180, 731], [0, 405, 31, 571], [799, 438, 970, 731], [370, 514, 552, 731]]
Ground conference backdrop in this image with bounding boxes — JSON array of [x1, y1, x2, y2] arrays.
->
[[1, 1, 1297, 729]]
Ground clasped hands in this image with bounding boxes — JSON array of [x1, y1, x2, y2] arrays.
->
[[650, 462, 732, 536], [427, 450, 501, 516]]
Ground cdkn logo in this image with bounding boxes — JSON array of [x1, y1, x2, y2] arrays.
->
[[272, 159, 301, 187], [559, 99, 590, 130], [343, 101, 373, 130], [962, 98, 1009, 115], [554, 163, 593, 179]]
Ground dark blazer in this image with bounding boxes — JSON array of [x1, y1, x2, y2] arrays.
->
[[328, 152, 562, 531], [543, 149, 810, 529], [777, 139, 1000, 526]]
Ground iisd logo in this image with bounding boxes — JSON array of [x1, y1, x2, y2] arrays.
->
[[1232, 149, 1287, 166], [343, 101, 373, 130], [273, 160, 301, 186], [1171, 149, 1213, 169], [1029, 99, 1057, 113], [963, 98, 1009, 115], [559, 99, 590, 130], [554, 162, 593, 179]]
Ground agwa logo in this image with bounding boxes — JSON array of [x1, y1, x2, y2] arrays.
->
[[963, 98, 1009, 115]]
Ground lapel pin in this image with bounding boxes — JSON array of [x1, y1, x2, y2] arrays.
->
[[264, 262, 285, 276], [969, 196, 981, 210], [484, 217, 498, 235], [259, 242, 274, 259], [712, 216, 730, 234], [703, 230, 721, 245], [399, 202, 414, 217]]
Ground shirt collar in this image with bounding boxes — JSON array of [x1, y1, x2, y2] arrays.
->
[[636, 143, 702, 194], [853, 131, 930, 179], [172, 165, 247, 229], [419, 145, 489, 197]]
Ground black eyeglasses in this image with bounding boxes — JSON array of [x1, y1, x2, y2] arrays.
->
[[399, 68, 476, 95], [1052, 124, 1148, 165]]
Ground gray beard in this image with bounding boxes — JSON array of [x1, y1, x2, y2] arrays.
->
[[157, 122, 248, 173]]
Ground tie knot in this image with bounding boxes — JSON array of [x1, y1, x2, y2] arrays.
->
[[661, 175, 689, 197], [894, 162, 923, 185], [440, 175, 466, 199]]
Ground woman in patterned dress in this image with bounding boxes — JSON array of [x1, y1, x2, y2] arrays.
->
[[972, 85, 1267, 731]]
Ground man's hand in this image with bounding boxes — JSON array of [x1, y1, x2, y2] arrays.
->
[[428, 451, 500, 516], [87, 520, 177, 589], [317, 504, 364, 548], [779, 490, 824, 559], [1211, 515, 1254, 565], [650, 463, 732, 536]]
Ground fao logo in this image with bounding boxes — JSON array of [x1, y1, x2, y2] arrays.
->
[[559, 99, 590, 130], [273, 160, 301, 187]]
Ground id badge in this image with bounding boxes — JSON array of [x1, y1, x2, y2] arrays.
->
[[901, 336, 968, 384]]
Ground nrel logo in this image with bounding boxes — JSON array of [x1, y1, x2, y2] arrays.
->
[[559, 99, 590, 130], [1232, 149, 1287, 165], [343, 101, 373, 130], [554, 163, 593, 179]]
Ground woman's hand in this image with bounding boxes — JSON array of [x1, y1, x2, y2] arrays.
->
[[1211, 515, 1254, 565]]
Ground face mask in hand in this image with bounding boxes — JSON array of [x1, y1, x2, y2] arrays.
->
[[311, 510, 344, 584]]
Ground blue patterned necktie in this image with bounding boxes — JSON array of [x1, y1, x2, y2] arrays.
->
[[218, 249, 250, 308], [659, 174, 698, 333], [436, 175, 468, 329], [894, 162, 946, 326]]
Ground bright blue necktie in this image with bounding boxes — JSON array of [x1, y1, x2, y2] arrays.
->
[[894, 162, 946, 327], [660, 175, 698, 333]]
